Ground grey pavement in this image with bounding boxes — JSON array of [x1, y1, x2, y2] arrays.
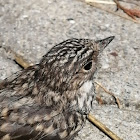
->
[[0, 0, 140, 139]]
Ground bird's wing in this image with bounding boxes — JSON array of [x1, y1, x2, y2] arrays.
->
[[0, 104, 84, 140], [0, 90, 84, 140]]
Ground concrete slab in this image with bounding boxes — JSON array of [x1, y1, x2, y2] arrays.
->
[[0, 0, 140, 139]]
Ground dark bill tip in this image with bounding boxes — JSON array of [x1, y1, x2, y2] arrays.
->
[[96, 36, 115, 51]]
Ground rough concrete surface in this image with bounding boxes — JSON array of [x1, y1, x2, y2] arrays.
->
[[0, 0, 140, 140]]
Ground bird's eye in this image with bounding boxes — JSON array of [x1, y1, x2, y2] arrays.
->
[[84, 61, 92, 71]]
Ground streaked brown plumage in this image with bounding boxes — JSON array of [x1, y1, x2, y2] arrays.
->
[[0, 36, 114, 140]]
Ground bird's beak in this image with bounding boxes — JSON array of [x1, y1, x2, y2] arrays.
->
[[96, 36, 115, 52]]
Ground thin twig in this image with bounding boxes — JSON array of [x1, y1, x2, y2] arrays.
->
[[95, 81, 121, 109], [85, 0, 115, 4], [14, 53, 32, 69], [96, 96, 104, 105], [4, 47, 32, 69], [87, 113, 123, 140], [114, 0, 140, 20], [83, 0, 140, 24]]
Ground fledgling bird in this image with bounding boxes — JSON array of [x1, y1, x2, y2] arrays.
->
[[0, 36, 114, 140]]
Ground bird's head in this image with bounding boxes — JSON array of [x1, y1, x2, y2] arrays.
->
[[39, 36, 114, 93]]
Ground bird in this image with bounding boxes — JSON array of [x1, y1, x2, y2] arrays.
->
[[0, 36, 114, 140]]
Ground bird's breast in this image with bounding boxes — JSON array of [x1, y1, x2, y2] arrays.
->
[[77, 80, 95, 114]]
